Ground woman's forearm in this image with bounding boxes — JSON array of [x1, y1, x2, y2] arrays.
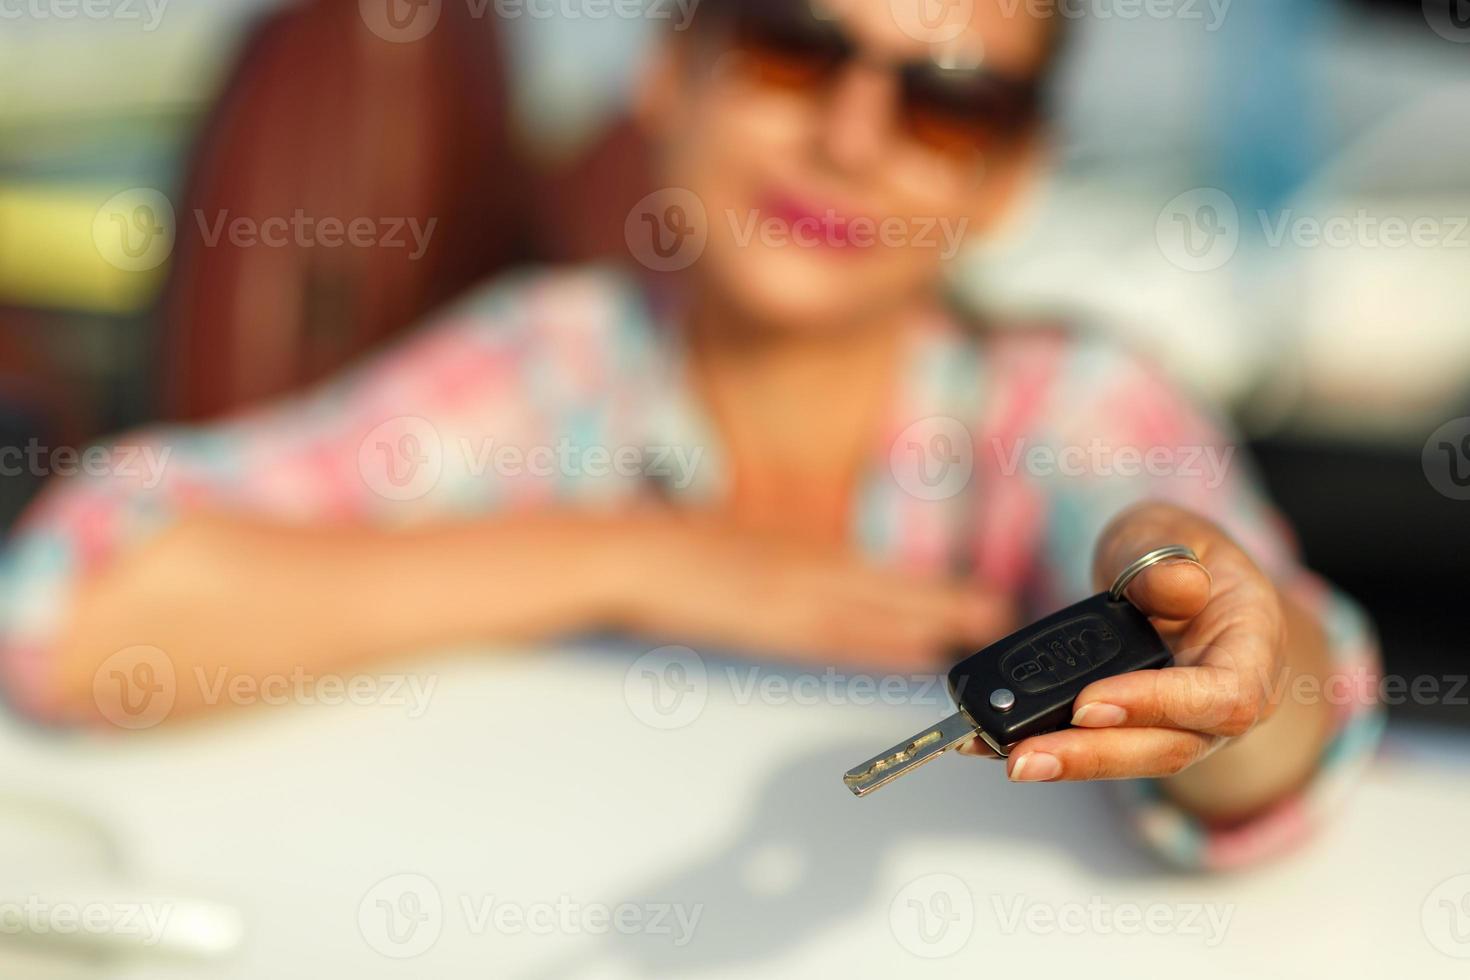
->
[[51, 510, 636, 722]]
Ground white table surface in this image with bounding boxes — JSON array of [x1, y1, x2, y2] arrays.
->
[[1, 644, 1466, 979]]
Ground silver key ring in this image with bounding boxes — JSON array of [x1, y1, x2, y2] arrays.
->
[[1109, 545, 1204, 603]]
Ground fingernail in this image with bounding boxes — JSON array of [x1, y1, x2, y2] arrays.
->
[[1009, 752, 1061, 782], [1160, 556, 1212, 586], [1072, 702, 1127, 728]]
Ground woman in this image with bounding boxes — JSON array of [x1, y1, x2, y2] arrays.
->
[[0, 0, 1380, 870]]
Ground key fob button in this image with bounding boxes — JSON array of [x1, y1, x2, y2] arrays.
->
[[997, 614, 1123, 694]]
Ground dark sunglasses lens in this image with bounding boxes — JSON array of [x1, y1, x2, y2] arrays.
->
[[901, 65, 1040, 155], [728, 2, 851, 89]]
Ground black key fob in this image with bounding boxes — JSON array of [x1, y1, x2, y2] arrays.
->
[[948, 593, 1171, 757], [845, 547, 1196, 795]]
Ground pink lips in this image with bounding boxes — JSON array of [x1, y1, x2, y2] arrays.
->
[[760, 193, 870, 252]]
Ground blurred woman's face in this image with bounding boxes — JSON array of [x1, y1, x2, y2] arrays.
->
[[639, 0, 1056, 334]]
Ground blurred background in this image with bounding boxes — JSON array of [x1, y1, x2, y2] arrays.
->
[[1, 1, 1468, 976], [4, 0, 1467, 714]]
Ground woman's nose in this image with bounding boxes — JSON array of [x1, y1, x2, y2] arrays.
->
[[817, 63, 897, 177]]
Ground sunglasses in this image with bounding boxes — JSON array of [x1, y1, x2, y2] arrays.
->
[[704, 0, 1046, 159]]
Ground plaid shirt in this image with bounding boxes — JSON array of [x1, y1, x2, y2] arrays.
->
[[0, 265, 1384, 870]]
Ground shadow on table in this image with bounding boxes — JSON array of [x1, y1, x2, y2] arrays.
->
[[523, 737, 1167, 978]]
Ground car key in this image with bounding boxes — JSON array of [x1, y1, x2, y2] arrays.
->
[[842, 546, 1197, 797]]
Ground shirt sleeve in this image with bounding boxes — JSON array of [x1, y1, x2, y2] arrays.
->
[[984, 334, 1385, 871], [0, 268, 643, 724]]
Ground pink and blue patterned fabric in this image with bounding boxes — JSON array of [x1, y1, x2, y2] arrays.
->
[[0, 266, 1384, 870]]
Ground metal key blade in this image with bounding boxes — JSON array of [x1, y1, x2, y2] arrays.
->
[[842, 711, 979, 797]]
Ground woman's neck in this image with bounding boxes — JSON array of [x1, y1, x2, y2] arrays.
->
[[683, 294, 927, 541]]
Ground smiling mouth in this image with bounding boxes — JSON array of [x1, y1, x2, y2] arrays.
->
[[758, 193, 873, 252]]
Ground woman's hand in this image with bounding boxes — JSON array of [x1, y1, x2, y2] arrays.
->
[[616, 513, 1016, 671], [963, 502, 1334, 810]]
